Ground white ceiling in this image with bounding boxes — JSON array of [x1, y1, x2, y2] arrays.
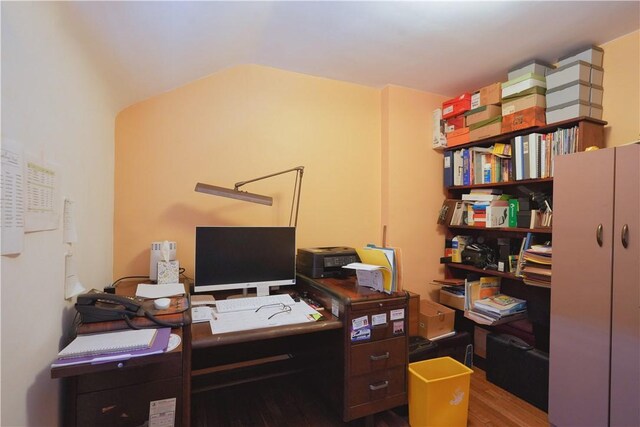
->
[[61, 1, 640, 109]]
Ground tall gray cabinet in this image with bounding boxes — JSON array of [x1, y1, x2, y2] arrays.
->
[[549, 143, 639, 426]]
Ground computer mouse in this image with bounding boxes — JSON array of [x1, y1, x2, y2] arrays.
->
[[154, 298, 171, 310]]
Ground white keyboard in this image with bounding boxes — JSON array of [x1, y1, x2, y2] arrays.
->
[[215, 294, 295, 313]]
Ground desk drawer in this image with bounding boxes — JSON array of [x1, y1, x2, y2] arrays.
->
[[350, 307, 407, 342], [347, 365, 406, 407], [77, 376, 183, 427], [350, 336, 406, 377], [77, 353, 182, 394]]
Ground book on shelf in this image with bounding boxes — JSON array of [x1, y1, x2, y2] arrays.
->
[[464, 276, 501, 311], [474, 293, 527, 316], [464, 308, 527, 326], [437, 199, 460, 225], [444, 151, 454, 187]]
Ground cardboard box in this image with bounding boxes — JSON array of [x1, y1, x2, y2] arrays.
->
[[501, 73, 546, 99], [469, 119, 502, 142], [432, 108, 446, 150], [508, 60, 555, 81], [502, 94, 547, 116], [557, 45, 604, 68], [442, 93, 472, 119], [502, 106, 546, 133], [546, 100, 602, 124], [445, 127, 470, 148], [479, 82, 502, 106], [546, 60, 603, 89], [418, 300, 455, 340], [546, 80, 603, 109], [444, 115, 465, 133], [439, 289, 465, 311], [465, 104, 502, 126]]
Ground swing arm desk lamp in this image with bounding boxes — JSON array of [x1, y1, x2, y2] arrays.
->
[[194, 166, 304, 227]]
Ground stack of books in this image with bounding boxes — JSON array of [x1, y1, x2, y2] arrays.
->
[[467, 293, 527, 325], [521, 244, 552, 287]]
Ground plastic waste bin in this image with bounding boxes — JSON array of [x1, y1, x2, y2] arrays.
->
[[408, 356, 473, 427]]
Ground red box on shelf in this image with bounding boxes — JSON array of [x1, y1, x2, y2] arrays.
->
[[442, 93, 472, 119]]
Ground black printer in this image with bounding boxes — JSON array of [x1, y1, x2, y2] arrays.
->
[[296, 247, 359, 278]]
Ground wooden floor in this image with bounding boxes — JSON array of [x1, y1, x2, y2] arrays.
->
[[192, 367, 548, 426]]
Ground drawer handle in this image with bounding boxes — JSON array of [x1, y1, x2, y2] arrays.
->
[[369, 380, 389, 391], [370, 352, 390, 361]]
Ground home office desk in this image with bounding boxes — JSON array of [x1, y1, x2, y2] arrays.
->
[[192, 275, 409, 423], [52, 277, 408, 426]]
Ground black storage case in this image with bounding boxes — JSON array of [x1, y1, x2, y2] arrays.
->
[[486, 333, 549, 411]]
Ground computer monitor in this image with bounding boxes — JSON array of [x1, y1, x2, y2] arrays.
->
[[194, 226, 296, 296]]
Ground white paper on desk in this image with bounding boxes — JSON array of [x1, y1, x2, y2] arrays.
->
[[209, 301, 321, 335], [136, 283, 185, 298], [191, 306, 213, 323]]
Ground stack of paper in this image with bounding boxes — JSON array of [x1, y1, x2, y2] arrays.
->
[[521, 245, 552, 287], [343, 244, 402, 294]]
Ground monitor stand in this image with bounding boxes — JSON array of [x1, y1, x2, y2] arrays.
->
[[226, 285, 269, 299]]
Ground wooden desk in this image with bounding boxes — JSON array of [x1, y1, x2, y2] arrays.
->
[[297, 275, 410, 422], [50, 285, 191, 427], [190, 299, 342, 394], [192, 277, 409, 423]]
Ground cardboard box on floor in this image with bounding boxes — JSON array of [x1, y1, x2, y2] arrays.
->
[[418, 300, 455, 339]]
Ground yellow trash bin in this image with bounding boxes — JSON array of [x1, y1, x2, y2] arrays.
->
[[408, 357, 473, 427]]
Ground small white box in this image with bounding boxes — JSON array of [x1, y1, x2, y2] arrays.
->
[[546, 80, 604, 109], [545, 100, 602, 124], [432, 108, 446, 150], [508, 59, 555, 81], [157, 260, 180, 284], [501, 73, 546, 99], [546, 61, 604, 89], [557, 45, 604, 68]]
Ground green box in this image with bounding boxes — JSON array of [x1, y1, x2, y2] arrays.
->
[[508, 199, 519, 227]]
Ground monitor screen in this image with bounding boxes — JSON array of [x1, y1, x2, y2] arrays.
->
[[194, 226, 296, 296]]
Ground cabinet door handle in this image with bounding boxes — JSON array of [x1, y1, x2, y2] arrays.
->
[[369, 380, 389, 391], [621, 224, 629, 248], [370, 352, 390, 361], [596, 224, 604, 247]]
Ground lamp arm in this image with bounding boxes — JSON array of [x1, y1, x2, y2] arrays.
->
[[234, 166, 305, 190]]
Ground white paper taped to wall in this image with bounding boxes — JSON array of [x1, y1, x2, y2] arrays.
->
[[1, 138, 25, 255], [25, 155, 59, 232], [63, 198, 78, 243]]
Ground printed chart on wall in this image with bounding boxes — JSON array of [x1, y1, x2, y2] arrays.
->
[[25, 155, 60, 232], [1, 139, 25, 255]]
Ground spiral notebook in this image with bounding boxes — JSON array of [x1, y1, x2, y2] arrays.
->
[[58, 328, 157, 359]]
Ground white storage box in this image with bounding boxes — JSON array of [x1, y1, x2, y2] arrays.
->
[[546, 61, 604, 89], [546, 81, 604, 109], [558, 45, 604, 68], [501, 73, 546, 98], [546, 100, 603, 124], [508, 60, 555, 80]]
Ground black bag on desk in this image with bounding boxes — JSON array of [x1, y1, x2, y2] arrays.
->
[[486, 333, 549, 411]]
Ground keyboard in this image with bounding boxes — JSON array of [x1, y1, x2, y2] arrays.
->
[[215, 294, 296, 313]]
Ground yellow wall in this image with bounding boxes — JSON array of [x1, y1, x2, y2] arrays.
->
[[115, 64, 382, 279], [381, 86, 447, 299], [601, 30, 640, 146]]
